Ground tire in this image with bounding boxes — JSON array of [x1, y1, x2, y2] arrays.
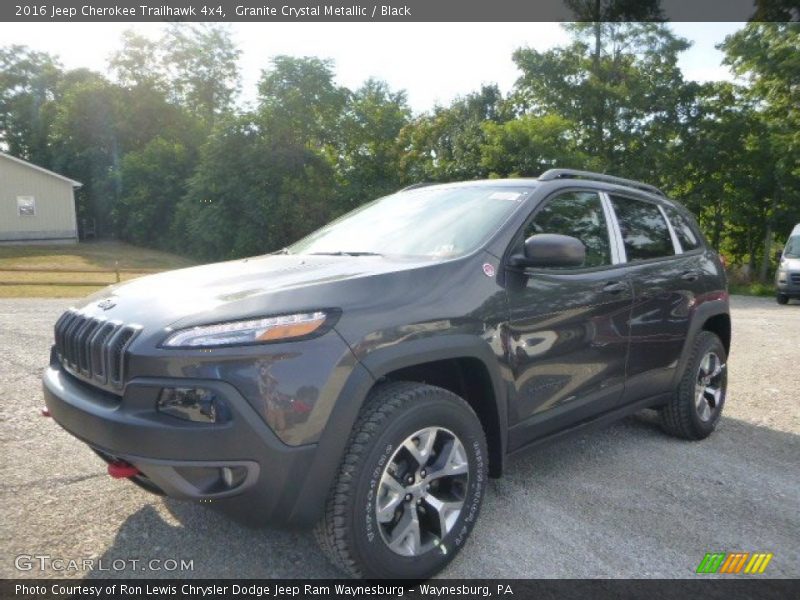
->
[[776, 294, 789, 305], [314, 381, 488, 579], [660, 331, 727, 440]]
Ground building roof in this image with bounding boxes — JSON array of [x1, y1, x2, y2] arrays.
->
[[0, 152, 82, 188]]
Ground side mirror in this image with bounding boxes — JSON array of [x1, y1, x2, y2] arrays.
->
[[510, 233, 586, 269], [775, 249, 783, 263]]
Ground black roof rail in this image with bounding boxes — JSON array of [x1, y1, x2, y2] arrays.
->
[[399, 182, 434, 192], [538, 169, 665, 197]]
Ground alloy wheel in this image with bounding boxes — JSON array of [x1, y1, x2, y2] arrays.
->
[[695, 351, 725, 422], [376, 426, 469, 557]]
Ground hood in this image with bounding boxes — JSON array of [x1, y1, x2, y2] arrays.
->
[[780, 257, 800, 271], [74, 253, 438, 331]]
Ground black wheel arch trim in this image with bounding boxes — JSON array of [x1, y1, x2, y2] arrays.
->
[[672, 298, 731, 389], [290, 335, 508, 526]]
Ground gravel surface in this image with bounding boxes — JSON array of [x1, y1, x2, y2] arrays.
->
[[1, 296, 798, 579]]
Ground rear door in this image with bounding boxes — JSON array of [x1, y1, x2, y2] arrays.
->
[[504, 189, 633, 450], [606, 194, 707, 404]]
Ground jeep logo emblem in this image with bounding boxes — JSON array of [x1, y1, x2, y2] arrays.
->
[[97, 299, 116, 310]]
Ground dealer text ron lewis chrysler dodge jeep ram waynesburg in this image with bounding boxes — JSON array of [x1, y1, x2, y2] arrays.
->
[[43, 169, 730, 578]]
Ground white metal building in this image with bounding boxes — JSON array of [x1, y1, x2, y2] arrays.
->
[[0, 152, 82, 244]]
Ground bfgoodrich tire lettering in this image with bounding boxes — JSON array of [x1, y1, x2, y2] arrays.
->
[[314, 381, 488, 578]]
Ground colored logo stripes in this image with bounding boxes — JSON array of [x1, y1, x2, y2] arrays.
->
[[696, 552, 773, 574]]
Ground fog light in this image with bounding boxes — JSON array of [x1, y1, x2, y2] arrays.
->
[[157, 387, 228, 423]]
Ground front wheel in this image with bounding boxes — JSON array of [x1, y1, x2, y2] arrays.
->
[[315, 382, 488, 579], [776, 293, 789, 305]]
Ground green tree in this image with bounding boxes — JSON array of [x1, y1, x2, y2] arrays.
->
[[114, 137, 196, 246], [480, 114, 592, 177], [174, 113, 337, 260], [162, 24, 241, 124], [109, 30, 166, 91], [257, 56, 347, 147], [669, 83, 773, 263], [721, 23, 800, 279], [44, 70, 120, 234], [399, 85, 508, 183], [512, 22, 693, 179], [0, 46, 62, 165], [335, 78, 411, 208]]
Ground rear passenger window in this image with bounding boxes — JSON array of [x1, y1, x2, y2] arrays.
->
[[609, 195, 675, 261], [663, 205, 702, 251], [526, 191, 611, 268]]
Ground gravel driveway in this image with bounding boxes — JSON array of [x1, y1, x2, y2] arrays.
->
[[1, 296, 797, 579]]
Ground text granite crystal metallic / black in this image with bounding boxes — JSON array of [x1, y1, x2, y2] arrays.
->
[[43, 169, 731, 579]]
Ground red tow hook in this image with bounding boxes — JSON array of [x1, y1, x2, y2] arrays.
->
[[108, 461, 140, 479]]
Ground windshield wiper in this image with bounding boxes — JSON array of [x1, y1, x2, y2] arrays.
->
[[309, 251, 383, 257]]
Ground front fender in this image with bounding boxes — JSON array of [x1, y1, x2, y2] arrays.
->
[[287, 333, 509, 526]]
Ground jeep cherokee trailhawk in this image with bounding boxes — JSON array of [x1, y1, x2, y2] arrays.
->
[[43, 169, 731, 578]]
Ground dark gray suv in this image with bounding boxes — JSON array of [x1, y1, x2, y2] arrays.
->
[[43, 169, 730, 579]]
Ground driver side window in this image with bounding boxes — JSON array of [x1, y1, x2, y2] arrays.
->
[[524, 191, 612, 268]]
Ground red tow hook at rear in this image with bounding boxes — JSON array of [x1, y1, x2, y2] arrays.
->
[[107, 461, 140, 479]]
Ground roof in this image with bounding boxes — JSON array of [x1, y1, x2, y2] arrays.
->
[[0, 152, 82, 188], [399, 170, 667, 198]]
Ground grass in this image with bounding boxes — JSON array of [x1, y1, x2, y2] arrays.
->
[[728, 281, 775, 297], [0, 240, 196, 298]]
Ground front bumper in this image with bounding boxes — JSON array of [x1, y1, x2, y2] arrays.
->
[[776, 271, 800, 297], [43, 360, 321, 526]]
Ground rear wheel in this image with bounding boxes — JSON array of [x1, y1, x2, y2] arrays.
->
[[776, 293, 789, 305], [660, 331, 727, 440], [314, 382, 488, 579]]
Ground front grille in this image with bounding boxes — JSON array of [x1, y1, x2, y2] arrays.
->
[[54, 310, 140, 390], [791, 273, 800, 285]]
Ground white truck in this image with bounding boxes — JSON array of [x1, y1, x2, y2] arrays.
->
[[776, 223, 800, 304]]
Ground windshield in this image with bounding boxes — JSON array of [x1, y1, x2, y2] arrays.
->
[[289, 185, 530, 259], [784, 236, 800, 259]]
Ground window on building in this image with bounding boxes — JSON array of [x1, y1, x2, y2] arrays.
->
[[17, 196, 36, 217]]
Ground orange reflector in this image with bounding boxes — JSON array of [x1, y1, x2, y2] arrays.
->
[[257, 317, 326, 341]]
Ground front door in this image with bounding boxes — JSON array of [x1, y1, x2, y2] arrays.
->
[[504, 190, 633, 451]]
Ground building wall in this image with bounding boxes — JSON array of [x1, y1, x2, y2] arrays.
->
[[0, 156, 78, 242]]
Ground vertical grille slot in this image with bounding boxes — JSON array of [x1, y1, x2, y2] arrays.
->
[[63, 314, 86, 369], [54, 311, 77, 357], [90, 323, 116, 382], [53, 309, 139, 391], [107, 327, 137, 386], [78, 320, 102, 375]]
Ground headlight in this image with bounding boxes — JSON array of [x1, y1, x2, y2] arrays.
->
[[162, 311, 330, 348]]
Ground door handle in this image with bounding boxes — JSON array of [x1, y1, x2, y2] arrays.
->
[[601, 281, 627, 294], [681, 271, 699, 282]]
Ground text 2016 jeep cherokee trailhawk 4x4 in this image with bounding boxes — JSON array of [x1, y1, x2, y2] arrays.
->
[[43, 170, 731, 578]]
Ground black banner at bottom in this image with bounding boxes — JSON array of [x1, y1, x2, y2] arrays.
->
[[2, 579, 798, 600]]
